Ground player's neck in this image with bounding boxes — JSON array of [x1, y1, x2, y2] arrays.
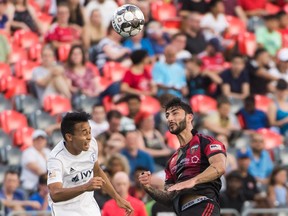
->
[[64, 142, 81, 155], [177, 128, 193, 147]]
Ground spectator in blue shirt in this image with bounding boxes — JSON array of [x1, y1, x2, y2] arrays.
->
[[237, 95, 269, 130], [121, 130, 155, 179], [26, 174, 50, 212], [248, 133, 274, 185], [0, 169, 41, 215], [0, 0, 9, 33]]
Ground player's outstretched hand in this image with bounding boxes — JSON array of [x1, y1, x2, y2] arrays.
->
[[116, 197, 134, 216], [167, 178, 196, 191], [86, 177, 106, 191], [138, 171, 151, 188]]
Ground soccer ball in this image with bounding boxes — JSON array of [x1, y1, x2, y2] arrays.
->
[[112, 4, 145, 38]]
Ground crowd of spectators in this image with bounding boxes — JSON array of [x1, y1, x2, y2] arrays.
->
[[2, 0, 288, 215]]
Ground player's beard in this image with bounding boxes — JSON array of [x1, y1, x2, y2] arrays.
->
[[169, 117, 186, 135]]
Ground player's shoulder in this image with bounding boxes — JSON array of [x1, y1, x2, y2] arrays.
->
[[49, 140, 65, 158], [197, 133, 222, 146]]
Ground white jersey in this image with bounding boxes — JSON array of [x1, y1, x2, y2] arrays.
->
[[47, 138, 100, 216]]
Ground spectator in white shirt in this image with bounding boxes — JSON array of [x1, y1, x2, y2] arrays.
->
[[89, 103, 109, 137]]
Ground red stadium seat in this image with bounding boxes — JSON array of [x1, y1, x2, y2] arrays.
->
[[190, 95, 217, 114], [43, 95, 72, 116], [265, 2, 280, 14], [103, 96, 129, 116], [58, 44, 71, 62], [97, 77, 112, 92], [0, 63, 11, 79], [151, 2, 177, 22], [29, 43, 43, 63], [0, 110, 28, 134], [13, 30, 39, 49], [165, 131, 180, 150], [10, 46, 28, 64], [0, 76, 27, 99], [0, 30, 11, 44], [140, 96, 161, 114], [86, 62, 100, 77], [238, 32, 257, 57], [225, 16, 246, 37], [15, 60, 39, 81], [255, 95, 273, 113], [257, 128, 283, 149], [102, 62, 128, 82], [28, 0, 41, 12], [13, 127, 34, 151]]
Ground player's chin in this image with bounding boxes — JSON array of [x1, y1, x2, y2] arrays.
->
[[83, 143, 90, 151]]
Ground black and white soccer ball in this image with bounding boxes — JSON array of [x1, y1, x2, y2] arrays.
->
[[112, 4, 145, 38]]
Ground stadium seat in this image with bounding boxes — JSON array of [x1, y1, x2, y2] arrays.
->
[[140, 96, 161, 114], [28, 0, 41, 12], [58, 44, 71, 62], [72, 94, 99, 113], [190, 95, 217, 114], [265, 2, 280, 14], [238, 32, 257, 57], [13, 127, 34, 151], [43, 95, 72, 116], [255, 94, 273, 113], [28, 43, 43, 63], [103, 96, 129, 116], [7, 147, 22, 166], [102, 62, 128, 82], [28, 110, 57, 130], [98, 77, 112, 92], [0, 94, 12, 112], [10, 46, 28, 64], [257, 128, 283, 149], [86, 62, 100, 77], [151, 1, 177, 22], [165, 131, 180, 150], [0, 63, 11, 79], [0, 29, 11, 43], [14, 60, 39, 81], [0, 110, 28, 134], [13, 94, 41, 115], [48, 129, 62, 148], [0, 76, 28, 99], [0, 129, 12, 149], [225, 15, 246, 37], [13, 30, 39, 49]]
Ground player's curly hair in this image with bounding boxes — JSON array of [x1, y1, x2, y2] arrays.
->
[[164, 97, 193, 114], [61, 112, 91, 141]]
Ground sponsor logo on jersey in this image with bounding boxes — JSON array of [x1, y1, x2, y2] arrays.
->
[[70, 167, 76, 173], [210, 144, 222, 151], [71, 169, 93, 183], [190, 145, 199, 155], [191, 156, 200, 163]]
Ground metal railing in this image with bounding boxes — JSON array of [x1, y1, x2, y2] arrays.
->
[[221, 208, 241, 216], [242, 208, 288, 216], [7, 210, 51, 216]]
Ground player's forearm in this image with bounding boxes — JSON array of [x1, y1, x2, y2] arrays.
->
[[49, 184, 86, 202], [193, 161, 226, 185], [97, 168, 120, 200], [143, 185, 175, 206]]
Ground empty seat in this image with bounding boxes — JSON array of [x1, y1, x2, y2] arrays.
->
[[140, 96, 161, 114], [238, 32, 257, 57], [28, 110, 57, 130], [29, 43, 43, 63], [14, 60, 39, 81], [58, 44, 71, 62], [0, 110, 28, 134], [0, 63, 11, 79], [72, 94, 99, 113], [10, 46, 28, 64], [13, 30, 39, 49], [43, 95, 72, 116], [0, 94, 12, 112], [0, 129, 12, 149], [190, 95, 217, 114], [102, 62, 128, 82], [48, 129, 62, 148], [255, 95, 273, 113], [13, 127, 34, 151], [0, 76, 28, 99], [7, 147, 22, 166], [13, 94, 41, 115], [257, 128, 283, 150]]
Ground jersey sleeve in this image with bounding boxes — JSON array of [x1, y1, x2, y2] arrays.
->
[[203, 137, 226, 159], [164, 158, 174, 185], [47, 157, 63, 185]]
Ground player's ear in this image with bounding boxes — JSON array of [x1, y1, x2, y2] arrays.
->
[[65, 133, 73, 142], [187, 113, 193, 123]]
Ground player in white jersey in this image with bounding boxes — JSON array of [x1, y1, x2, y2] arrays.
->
[[47, 112, 133, 216]]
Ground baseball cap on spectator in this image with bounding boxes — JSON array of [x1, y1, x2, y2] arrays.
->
[[277, 48, 288, 62], [208, 38, 224, 52], [236, 148, 252, 159], [134, 111, 151, 127], [32, 129, 48, 139]]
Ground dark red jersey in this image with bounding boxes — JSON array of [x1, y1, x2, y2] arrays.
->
[[165, 129, 226, 201]]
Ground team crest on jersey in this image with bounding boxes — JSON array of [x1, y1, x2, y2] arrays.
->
[[90, 153, 96, 162], [190, 145, 199, 155], [210, 144, 222, 151]]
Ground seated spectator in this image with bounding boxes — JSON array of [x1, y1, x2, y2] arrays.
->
[[0, 169, 41, 215], [146, 21, 170, 56], [236, 148, 260, 201], [203, 96, 240, 137], [0, 0, 10, 33], [20, 130, 50, 194], [89, 23, 131, 72], [95, 136, 106, 165], [97, 110, 122, 144], [105, 153, 130, 177], [237, 95, 269, 131], [45, 2, 82, 49], [68, 0, 85, 32], [152, 45, 188, 98], [26, 174, 50, 211], [10, 0, 44, 34], [85, 0, 118, 29], [123, 31, 155, 57], [220, 171, 247, 215], [267, 166, 288, 207], [178, 0, 209, 15], [186, 57, 222, 97], [121, 130, 155, 179], [267, 79, 288, 136], [198, 38, 226, 74], [248, 133, 274, 185], [200, 0, 228, 40], [82, 9, 106, 50], [223, 0, 247, 24], [104, 133, 126, 159], [246, 48, 278, 95], [102, 171, 148, 216], [89, 103, 109, 138], [256, 14, 282, 56], [65, 45, 100, 97], [182, 12, 207, 55], [135, 111, 173, 167], [220, 54, 250, 100], [120, 50, 157, 97], [129, 167, 148, 202], [31, 45, 72, 102]]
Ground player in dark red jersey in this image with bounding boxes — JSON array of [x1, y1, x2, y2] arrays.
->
[[139, 97, 226, 216]]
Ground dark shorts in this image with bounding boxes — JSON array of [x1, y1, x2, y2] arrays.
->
[[179, 200, 220, 216]]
